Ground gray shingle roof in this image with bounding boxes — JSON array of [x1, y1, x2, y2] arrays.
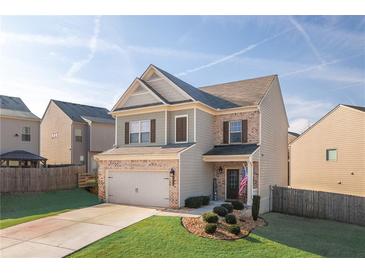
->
[[153, 66, 239, 109], [343, 104, 365, 112], [52, 100, 114, 123], [0, 95, 39, 120], [204, 144, 259, 156], [288, 131, 300, 137], [0, 150, 46, 161]]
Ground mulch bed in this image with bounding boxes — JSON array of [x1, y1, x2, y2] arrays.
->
[[181, 210, 266, 240]]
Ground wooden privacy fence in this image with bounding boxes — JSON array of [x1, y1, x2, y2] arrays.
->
[[78, 173, 97, 188], [271, 186, 365, 226], [0, 165, 86, 193]]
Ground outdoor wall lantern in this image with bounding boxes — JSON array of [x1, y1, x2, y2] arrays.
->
[[169, 168, 175, 186], [218, 166, 223, 174], [14, 133, 19, 137]]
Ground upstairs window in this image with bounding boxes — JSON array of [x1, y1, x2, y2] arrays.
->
[[21, 127, 31, 142], [130, 120, 150, 144], [229, 121, 242, 143], [175, 115, 188, 143], [75, 129, 82, 143], [326, 149, 337, 161]]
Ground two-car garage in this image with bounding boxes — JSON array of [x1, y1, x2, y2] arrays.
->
[[107, 170, 170, 208]]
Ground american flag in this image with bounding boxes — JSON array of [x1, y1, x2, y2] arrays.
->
[[239, 166, 248, 196]]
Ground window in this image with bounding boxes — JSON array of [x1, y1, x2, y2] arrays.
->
[[21, 127, 31, 142], [326, 149, 337, 161], [175, 115, 188, 143], [75, 129, 82, 142], [229, 121, 242, 143], [130, 120, 150, 144], [80, 155, 84, 163]]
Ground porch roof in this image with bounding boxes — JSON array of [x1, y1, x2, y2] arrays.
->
[[0, 150, 47, 161], [202, 144, 259, 162]]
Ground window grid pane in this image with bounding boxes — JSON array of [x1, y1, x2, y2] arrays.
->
[[326, 149, 337, 161], [130, 121, 140, 133]]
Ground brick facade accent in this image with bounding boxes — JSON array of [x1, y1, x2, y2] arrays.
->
[[213, 111, 260, 144], [97, 159, 179, 208]]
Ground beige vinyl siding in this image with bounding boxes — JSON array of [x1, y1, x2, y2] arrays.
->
[[40, 101, 72, 164], [259, 77, 289, 213], [116, 111, 165, 146], [0, 116, 40, 155], [123, 86, 160, 108], [179, 109, 215, 205], [168, 109, 194, 143], [72, 123, 89, 165], [146, 74, 188, 103], [290, 106, 365, 196], [89, 122, 115, 152]]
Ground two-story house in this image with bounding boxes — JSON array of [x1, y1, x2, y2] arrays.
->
[[290, 104, 365, 196], [0, 95, 46, 167], [95, 65, 288, 212], [41, 100, 115, 173]]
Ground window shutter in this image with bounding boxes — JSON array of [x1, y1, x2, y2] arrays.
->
[[176, 117, 187, 142], [223, 121, 229, 144], [242, 120, 248, 143], [125, 122, 129, 144], [150, 119, 156, 143]]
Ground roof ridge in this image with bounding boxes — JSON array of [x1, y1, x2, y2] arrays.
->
[[199, 74, 277, 89], [52, 99, 109, 110]]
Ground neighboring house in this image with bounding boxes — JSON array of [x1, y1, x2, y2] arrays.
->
[[287, 131, 300, 183], [288, 131, 299, 144], [41, 100, 115, 173], [290, 104, 365, 197], [95, 64, 288, 212], [0, 95, 45, 167]]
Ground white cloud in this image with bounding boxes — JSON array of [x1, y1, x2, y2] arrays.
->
[[289, 118, 312, 133], [176, 28, 293, 76]]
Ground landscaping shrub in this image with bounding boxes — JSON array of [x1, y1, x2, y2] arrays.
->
[[231, 200, 244, 210], [205, 223, 217, 234], [213, 206, 228, 217], [200, 196, 210, 206], [228, 225, 241, 235], [185, 196, 203, 208], [221, 203, 233, 213], [202, 212, 218, 223], [252, 195, 261, 221], [225, 213, 237, 224]]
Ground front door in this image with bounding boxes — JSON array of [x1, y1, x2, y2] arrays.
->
[[226, 169, 239, 200]]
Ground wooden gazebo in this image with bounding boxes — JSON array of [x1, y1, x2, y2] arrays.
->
[[0, 150, 47, 168]]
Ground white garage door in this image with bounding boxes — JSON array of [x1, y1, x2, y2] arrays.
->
[[107, 170, 170, 207]]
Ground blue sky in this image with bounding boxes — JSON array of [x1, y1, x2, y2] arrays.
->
[[0, 16, 364, 132]]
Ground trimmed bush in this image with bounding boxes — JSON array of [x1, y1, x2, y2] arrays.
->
[[205, 223, 217, 234], [252, 195, 261, 221], [200, 196, 210, 206], [213, 206, 228, 217], [225, 213, 237, 224], [228, 225, 241, 235], [231, 200, 244, 210], [185, 196, 203, 208], [202, 212, 218, 223], [221, 203, 234, 213]]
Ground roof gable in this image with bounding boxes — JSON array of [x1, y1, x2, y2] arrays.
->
[[52, 100, 113, 123]]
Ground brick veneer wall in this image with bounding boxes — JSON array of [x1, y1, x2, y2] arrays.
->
[[213, 111, 260, 144], [97, 159, 179, 208]]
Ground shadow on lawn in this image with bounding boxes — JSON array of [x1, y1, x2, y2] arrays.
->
[[0, 189, 100, 220], [252, 213, 365, 258]]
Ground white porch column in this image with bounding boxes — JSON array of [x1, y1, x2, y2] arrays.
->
[[247, 160, 253, 206]]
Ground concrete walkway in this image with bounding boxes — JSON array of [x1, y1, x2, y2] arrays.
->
[[0, 203, 156, 258]]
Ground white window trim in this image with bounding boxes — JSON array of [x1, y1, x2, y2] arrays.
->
[[326, 148, 338, 162], [175, 114, 188, 144], [129, 119, 151, 144], [21, 126, 31, 142], [229, 120, 242, 144]]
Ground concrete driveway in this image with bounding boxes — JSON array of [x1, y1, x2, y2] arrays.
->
[[0, 203, 156, 258]]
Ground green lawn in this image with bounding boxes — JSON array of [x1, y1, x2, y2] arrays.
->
[[69, 213, 365, 258], [0, 188, 100, 229]]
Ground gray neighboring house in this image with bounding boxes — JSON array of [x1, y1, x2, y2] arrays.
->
[[40, 100, 115, 173], [95, 64, 289, 212], [0, 95, 44, 167]]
